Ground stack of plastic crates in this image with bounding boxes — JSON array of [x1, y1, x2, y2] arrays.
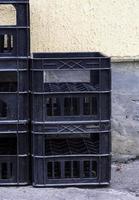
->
[[0, 0, 30, 185], [31, 52, 111, 187]]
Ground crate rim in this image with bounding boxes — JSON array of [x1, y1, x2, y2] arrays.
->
[[0, 91, 29, 94], [31, 67, 111, 71], [0, 130, 28, 134], [32, 52, 110, 59], [0, 182, 29, 186], [32, 119, 111, 124], [31, 90, 111, 95], [0, 68, 28, 71], [0, 120, 29, 124], [0, 1, 29, 4], [0, 26, 30, 29], [0, 154, 29, 157], [0, 56, 30, 60], [32, 130, 111, 135], [32, 154, 111, 158]]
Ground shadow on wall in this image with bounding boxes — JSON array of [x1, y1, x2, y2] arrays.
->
[[112, 61, 139, 156]]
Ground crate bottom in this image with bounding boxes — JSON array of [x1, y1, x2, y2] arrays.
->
[[0, 182, 29, 186], [33, 182, 110, 187]]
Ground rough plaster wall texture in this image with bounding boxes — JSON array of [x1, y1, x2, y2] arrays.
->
[[1, 0, 139, 57], [30, 0, 139, 57]]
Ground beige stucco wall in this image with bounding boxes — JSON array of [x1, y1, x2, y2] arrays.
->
[[1, 0, 139, 58]]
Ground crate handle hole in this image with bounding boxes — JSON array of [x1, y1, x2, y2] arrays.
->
[[0, 34, 14, 53]]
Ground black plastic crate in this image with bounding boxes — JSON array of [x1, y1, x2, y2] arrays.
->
[[0, 93, 29, 121], [31, 52, 111, 92], [0, 58, 29, 70], [0, 156, 29, 185], [31, 93, 111, 122], [31, 52, 111, 187], [32, 155, 111, 187], [0, 0, 30, 186], [32, 132, 111, 156], [32, 121, 111, 133]]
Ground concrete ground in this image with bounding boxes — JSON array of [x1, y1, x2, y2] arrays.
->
[[0, 160, 139, 200]]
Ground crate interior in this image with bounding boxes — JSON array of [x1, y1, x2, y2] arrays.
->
[[0, 99, 7, 118], [45, 133, 99, 155], [45, 82, 100, 93], [43, 70, 99, 92], [0, 135, 17, 155], [0, 72, 17, 92], [46, 96, 98, 117], [0, 161, 13, 180]]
